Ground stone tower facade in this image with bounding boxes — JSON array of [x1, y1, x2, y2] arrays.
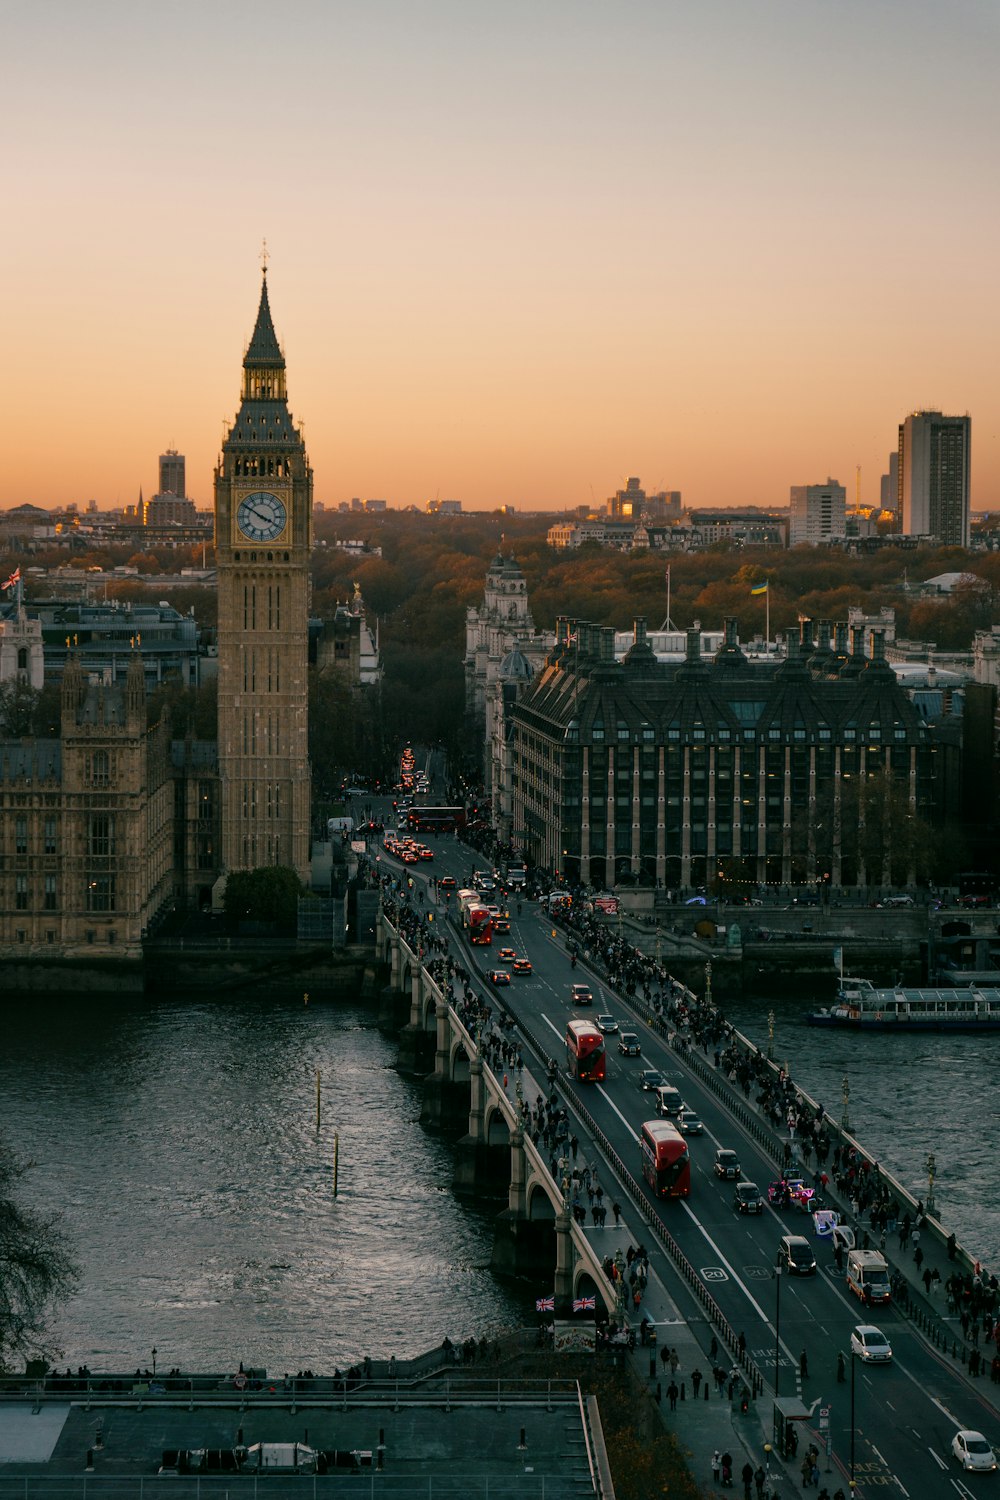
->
[[214, 271, 313, 881]]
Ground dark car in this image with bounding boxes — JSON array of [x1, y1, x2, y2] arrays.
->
[[638, 1069, 664, 1091], [570, 983, 593, 1005], [618, 1032, 641, 1057], [487, 969, 510, 986], [733, 1180, 764, 1214], [512, 956, 532, 974], [714, 1148, 742, 1180]]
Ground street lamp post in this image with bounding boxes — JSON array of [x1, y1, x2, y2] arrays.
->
[[152, 1347, 157, 1377], [841, 1074, 851, 1132], [773, 1259, 782, 1397], [767, 1008, 775, 1060], [926, 1152, 937, 1216], [849, 1345, 856, 1493]]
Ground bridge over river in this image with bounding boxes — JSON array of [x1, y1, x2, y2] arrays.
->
[[373, 857, 1000, 1499]]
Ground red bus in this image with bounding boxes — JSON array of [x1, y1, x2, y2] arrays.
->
[[467, 905, 493, 945], [566, 1020, 606, 1082], [640, 1120, 691, 1199], [407, 806, 466, 833]]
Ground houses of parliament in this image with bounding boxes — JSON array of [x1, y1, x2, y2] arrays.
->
[[0, 273, 315, 967]]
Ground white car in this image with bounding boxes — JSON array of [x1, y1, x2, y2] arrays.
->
[[595, 1014, 619, 1034], [850, 1324, 892, 1363], [952, 1431, 997, 1472]]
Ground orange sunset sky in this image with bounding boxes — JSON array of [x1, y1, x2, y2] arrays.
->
[[4, 1, 998, 514]]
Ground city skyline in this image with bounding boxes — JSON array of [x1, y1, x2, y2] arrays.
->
[[4, 1, 998, 514]]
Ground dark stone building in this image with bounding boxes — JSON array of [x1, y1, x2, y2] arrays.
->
[[509, 616, 937, 894]]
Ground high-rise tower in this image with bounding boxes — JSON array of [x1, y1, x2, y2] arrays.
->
[[159, 448, 186, 497], [897, 410, 971, 547], [214, 269, 313, 881]]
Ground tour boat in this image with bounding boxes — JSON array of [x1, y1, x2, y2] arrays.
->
[[806, 976, 1000, 1032]]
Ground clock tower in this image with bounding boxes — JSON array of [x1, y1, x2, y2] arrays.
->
[[215, 268, 313, 882]]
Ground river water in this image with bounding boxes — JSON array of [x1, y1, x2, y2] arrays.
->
[[2, 989, 995, 1375], [0, 995, 524, 1373]]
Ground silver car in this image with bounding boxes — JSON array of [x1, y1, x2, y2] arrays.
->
[[850, 1324, 892, 1363]]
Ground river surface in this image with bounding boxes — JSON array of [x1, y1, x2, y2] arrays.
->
[[1, 990, 996, 1375], [0, 995, 525, 1373]]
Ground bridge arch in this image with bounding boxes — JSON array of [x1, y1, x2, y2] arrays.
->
[[485, 1105, 511, 1147], [527, 1180, 557, 1221], [450, 1040, 471, 1083]]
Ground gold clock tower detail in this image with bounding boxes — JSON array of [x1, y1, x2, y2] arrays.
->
[[215, 268, 312, 881]]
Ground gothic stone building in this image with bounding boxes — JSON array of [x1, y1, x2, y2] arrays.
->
[[0, 655, 180, 959], [508, 616, 937, 893], [0, 271, 323, 963]]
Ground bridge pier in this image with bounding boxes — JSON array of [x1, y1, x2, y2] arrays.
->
[[398, 967, 435, 1075], [454, 1058, 509, 1197], [491, 1208, 556, 1281], [421, 997, 470, 1130]]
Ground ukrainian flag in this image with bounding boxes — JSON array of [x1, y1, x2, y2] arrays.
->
[[750, 581, 768, 596]]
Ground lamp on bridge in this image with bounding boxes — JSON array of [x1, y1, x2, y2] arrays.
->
[[841, 1074, 851, 1132], [152, 1347, 157, 1377], [926, 1152, 937, 1216], [767, 1009, 775, 1060]]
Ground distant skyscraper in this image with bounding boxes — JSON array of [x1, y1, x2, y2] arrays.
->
[[159, 448, 186, 497], [897, 411, 970, 546], [789, 479, 846, 546], [607, 477, 645, 520], [879, 452, 899, 515]]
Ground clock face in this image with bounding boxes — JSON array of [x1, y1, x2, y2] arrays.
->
[[237, 491, 287, 542]]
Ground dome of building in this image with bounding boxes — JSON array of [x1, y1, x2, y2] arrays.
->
[[499, 646, 535, 682]]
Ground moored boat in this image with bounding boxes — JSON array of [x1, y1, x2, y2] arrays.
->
[[806, 976, 1000, 1031]]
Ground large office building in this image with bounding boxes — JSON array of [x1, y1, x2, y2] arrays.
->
[[897, 410, 971, 546], [789, 479, 846, 546], [507, 616, 936, 894]]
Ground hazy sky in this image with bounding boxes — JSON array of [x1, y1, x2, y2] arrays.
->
[[4, 0, 997, 513]]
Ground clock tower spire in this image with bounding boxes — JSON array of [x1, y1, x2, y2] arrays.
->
[[215, 268, 313, 882]]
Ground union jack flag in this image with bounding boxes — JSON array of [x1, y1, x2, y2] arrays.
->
[[1, 567, 20, 591], [573, 1296, 596, 1312], [535, 1296, 555, 1312]]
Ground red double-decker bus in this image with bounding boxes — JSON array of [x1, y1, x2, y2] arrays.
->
[[566, 1020, 606, 1082], [407, 806, 466, 833], [466, 905, 493, 945], [640, 1120, 690, 1199]]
